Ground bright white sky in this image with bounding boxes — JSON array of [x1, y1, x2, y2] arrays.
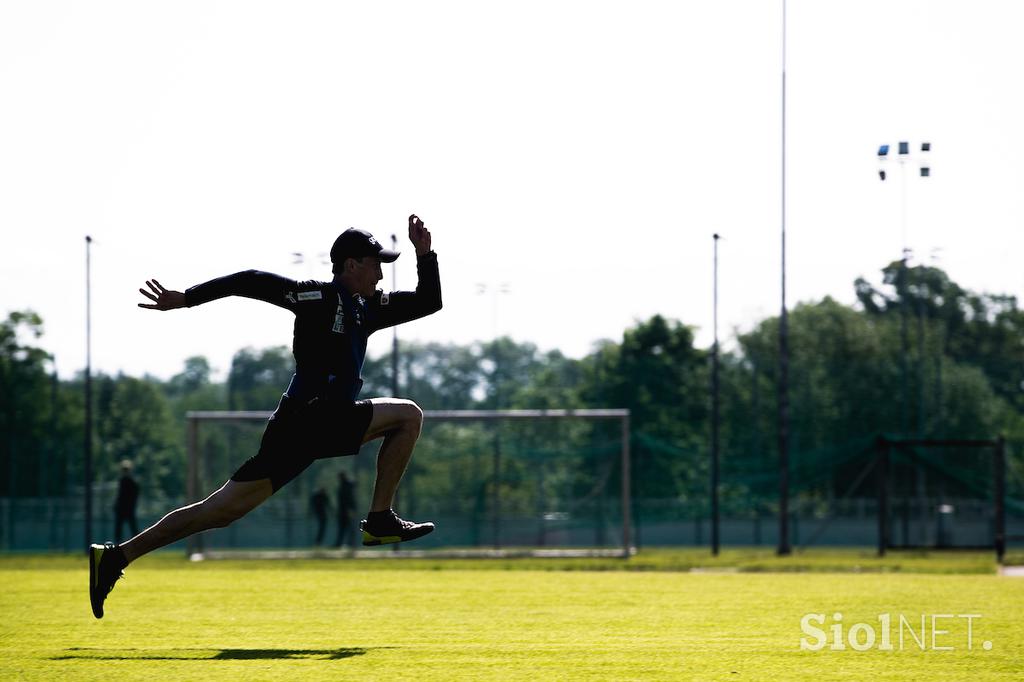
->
[[2, 1, 1022, 381]]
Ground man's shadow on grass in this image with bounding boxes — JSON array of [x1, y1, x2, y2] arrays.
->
[[54, 647, 381, 661]]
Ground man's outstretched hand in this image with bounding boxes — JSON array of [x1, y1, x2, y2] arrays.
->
[[409, 214, 432, 256], [138, 279, 186, 310]]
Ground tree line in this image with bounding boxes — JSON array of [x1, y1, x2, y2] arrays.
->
[[1, 261, 1021, 515]]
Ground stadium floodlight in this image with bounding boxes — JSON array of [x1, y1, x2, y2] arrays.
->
[[877, 145, 890, 181], [184, 408, 634, 560]]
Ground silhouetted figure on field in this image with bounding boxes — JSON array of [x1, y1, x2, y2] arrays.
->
[[310, 487, 329, 546], [113, 460, 140, 544], [90, 215, 441, 619], [335, 471, 357, 548]]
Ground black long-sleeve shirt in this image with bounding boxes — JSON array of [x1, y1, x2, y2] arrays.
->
[[184, 251, 441, 403]]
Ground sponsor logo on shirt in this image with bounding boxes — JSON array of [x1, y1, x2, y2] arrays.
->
[[297, 291, 323, 301], [332, 293, 345, 334], [352, 296, 365, 326]]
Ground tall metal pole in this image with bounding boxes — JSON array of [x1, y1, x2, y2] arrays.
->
[[48, 360, 58, 549], [390, 235, 402, 547], [84, 235, 93, 552], [777, 0, 791, 556], [899, 256, 909, 436], [711, 234, 720, 556], [391, 234, 399, 399], [478, 283, 510, 550], [899, 152, 910, 438], [491, 289, 501, 550]]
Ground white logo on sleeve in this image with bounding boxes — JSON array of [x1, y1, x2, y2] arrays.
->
[[380, 293, 390, 306], [297, 291, 323, 301]]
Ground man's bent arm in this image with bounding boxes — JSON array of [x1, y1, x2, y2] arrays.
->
[[367, 251, 442, 332]]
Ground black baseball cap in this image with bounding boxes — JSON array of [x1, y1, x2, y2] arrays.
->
[[330, 228, 400, 264]]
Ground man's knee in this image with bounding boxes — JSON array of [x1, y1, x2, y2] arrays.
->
[[395, 400, 423, 436], [404, 401, 424, 427], [366, 399, 424, 441]]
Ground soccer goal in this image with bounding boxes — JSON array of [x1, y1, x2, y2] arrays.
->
[[184, 408, 633, 559], [875, 436, 1007, 562]]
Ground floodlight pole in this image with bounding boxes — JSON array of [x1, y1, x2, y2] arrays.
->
[[877, 140, 932, 438], [391, 234, 399, 400], [900, 148, 911, 438], [879, 140, 933, 545], [391, 234, 401, 550], [711, 233, 720, 556], [84, 235, 93, 553], [478, 283, 510, 550], [777, 0, 791, 557]]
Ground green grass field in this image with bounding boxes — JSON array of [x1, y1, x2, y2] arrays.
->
[[2, 550, 1022, 681]]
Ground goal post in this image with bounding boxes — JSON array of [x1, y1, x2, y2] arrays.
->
[[185, 408, 632, 559]]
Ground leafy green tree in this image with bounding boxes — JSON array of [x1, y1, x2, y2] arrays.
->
[[857, 261, 1024, 412], [363, 341, 487, 410], [96, 374, 181, 503], [227, 346, 293, 410], [581, 316, 708, 503], [0, 311, 56, 501]]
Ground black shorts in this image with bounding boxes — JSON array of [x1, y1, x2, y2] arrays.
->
[[231, 395, 374, 492]]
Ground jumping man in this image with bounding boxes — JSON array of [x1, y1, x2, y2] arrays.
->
[[89, 214, 441, 619]]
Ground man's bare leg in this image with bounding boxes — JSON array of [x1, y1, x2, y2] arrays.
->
[[90, 478, 273, 618], [359, 398, 433, 545], [120, 478, 273, 563], [362, 398, 424, 512]]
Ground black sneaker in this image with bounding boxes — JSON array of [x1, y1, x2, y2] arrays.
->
[[360, 510, 435, 546], [89, 543, 125, 619]]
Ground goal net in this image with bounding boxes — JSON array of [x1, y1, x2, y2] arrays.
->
[[184, 408, 633, 559], [710, 434, 1008, 561], [876, 437, 1007, 560]]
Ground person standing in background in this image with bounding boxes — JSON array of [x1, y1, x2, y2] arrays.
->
[[335, 471, 356, 549], [113, 460, 140, 544], [310, 487, 329, 546]]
